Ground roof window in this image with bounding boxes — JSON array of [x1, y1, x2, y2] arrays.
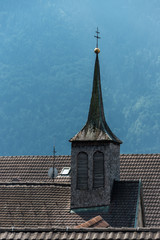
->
[[60, 167, 71, 176]]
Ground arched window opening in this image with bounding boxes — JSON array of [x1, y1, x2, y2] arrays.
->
[[77, 152, 88, 190], [93, 151, 104, 188]]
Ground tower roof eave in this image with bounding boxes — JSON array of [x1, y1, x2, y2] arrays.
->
[[70, 124, 122, 144]]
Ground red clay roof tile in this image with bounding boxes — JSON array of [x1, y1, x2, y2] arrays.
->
[[0, 153, 159, 227], [0, 181, 139, 228]]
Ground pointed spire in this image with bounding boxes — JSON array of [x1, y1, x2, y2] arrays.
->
[[70, 29, 122, 144], [87, 54, 104, 128]]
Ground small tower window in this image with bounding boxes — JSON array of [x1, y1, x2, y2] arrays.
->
[[77, 152, 88, 190], [93, 151, 104, 188]]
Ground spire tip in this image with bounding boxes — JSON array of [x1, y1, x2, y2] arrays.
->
[[94, 27, 101, 54]]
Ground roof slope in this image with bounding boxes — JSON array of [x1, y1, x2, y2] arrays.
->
[[120, 154, 160, 227], [0, 155, 71, 184], [75, 216, 110, 228], [0, 181, 139, 228], [0, 154, 159, 227]]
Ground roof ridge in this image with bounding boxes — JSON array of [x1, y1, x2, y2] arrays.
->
[[121, 153, 160, 156], [0, 182, 70, 187], [0, 155, 71, 158], [0, 153, 160, 158]]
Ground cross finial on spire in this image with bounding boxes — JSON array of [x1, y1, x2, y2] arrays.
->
[[94, 27, 101, 48]]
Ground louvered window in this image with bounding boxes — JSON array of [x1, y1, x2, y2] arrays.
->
[[77, 152, 88, 190], [93, 151, 104, 188]]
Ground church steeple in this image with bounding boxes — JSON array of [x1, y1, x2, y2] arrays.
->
[[70, 29, 122, 144], [70, 29, 122, 210]]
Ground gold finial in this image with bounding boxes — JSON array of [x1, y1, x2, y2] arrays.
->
[[94, 27, 101, 54], [94, 48, 100, 54]]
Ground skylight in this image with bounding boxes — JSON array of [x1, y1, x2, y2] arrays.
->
[[60, 167, 71, 176]]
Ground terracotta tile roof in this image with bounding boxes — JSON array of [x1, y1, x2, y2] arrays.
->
[[120, 154, 160, 227], [0, 155, 71, 184], [0, 228, 159, 240], [0, 153, 159, 227], [74, 216, 110, 228], [0, 181, 139, 228]]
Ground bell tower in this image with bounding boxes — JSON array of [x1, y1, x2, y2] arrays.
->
[[70, 28, 122, 209]]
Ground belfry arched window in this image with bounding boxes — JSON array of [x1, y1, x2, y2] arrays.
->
[[77, 152, 88, 190], [93, 151, 104, 188]]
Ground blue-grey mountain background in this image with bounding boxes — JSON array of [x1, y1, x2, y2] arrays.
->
[[0, 0, 160, 156]]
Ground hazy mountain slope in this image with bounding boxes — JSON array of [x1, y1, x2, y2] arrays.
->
[[0, 0, 160, 155]]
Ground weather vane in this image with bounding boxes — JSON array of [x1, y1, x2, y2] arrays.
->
[[94, 27, 101, 48]]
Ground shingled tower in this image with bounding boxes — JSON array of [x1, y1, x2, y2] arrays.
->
[[70, 29, 122, 209]]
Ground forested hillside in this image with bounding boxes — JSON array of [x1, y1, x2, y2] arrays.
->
[[0, 0, 160, 156]]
